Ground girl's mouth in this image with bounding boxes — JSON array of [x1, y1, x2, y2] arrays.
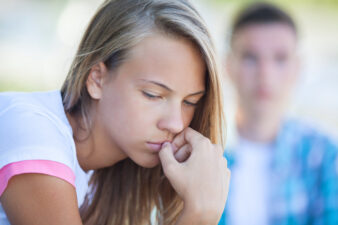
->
[[146, 141, 168, 152]]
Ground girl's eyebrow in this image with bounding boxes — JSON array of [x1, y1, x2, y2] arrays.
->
[[138, 79, 205, 96], [139, 79, 172, 91]]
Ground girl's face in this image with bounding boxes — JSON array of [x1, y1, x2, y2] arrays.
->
[[92, 34, 206, 168]]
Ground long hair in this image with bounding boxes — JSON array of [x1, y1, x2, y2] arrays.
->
[[61, 0, 225, 224]]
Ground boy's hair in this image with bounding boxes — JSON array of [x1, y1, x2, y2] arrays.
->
[[231, 2, 297, 42]]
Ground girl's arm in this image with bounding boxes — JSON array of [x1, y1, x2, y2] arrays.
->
[[159, 128, 231, 225], [1, 173, 83, 225]]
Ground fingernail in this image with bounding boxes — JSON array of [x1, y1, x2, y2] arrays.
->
[[162, 142, 171, 148]]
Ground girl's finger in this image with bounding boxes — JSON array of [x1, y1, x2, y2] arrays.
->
[[159, 142, 179, 176], [172, 127, 206, 151], [174, 144, 192, 162]]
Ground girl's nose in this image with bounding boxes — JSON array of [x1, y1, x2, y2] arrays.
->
[[157, 105, 185, 135]]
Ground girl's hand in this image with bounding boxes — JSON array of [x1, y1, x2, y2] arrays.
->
[[159, 127, 231, 225]]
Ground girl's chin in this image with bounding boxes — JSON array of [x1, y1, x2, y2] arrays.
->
[[133, 154, 161, 168]]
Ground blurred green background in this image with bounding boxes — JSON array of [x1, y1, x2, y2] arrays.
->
[[0, 0, 337, 136]]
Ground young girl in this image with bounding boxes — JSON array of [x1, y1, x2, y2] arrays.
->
[[0, 0, 230, 224]]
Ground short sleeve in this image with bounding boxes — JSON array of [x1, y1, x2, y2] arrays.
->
[[0, 103, 76, 195]]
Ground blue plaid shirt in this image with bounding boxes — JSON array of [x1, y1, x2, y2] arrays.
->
[[219, 119, 338, 225]]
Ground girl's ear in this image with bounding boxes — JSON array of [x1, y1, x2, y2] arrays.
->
[[86, 62, 108, 100]]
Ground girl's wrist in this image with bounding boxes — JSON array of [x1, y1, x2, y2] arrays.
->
[[176, 200, 220, 225]]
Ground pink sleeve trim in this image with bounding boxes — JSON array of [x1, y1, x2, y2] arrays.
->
[[0, 160, 76, 196]]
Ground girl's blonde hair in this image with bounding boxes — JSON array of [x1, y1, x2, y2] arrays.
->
[[61, 0, 225, 224]]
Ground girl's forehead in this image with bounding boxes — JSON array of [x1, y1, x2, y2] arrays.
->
[[115, 34, 206, 91], [127, 34, 201, 61]]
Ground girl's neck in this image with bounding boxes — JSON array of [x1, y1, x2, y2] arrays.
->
[[66, 111, 126, 172]]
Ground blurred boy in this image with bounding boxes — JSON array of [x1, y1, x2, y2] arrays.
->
[[219, 3, 338, 225]]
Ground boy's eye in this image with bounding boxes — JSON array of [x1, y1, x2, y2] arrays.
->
[[142, 91, 160, 99], [242, 53, 258, 66]]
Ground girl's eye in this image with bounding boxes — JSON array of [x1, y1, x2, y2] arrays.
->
[[142, 91, 161, 99], [183, 100, 198, 107]]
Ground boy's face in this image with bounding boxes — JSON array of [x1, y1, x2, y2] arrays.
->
[[227, 23, 299, 116]]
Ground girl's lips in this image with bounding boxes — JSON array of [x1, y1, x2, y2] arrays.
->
[[146, 142, 165, 152]]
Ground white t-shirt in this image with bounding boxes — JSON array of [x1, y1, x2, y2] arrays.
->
[[227, 138, 272, 225], [0, 90, 90, 224]]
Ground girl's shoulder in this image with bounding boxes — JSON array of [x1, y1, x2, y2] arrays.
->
[[0, 90, 77, 180], [0, 90, 91, 206], [0, 90, 67, 120]]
